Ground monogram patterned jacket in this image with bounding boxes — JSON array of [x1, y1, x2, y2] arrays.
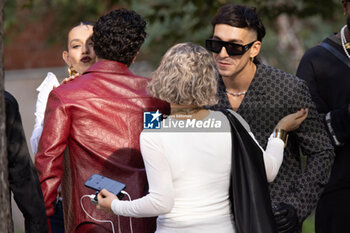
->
[[211, 63, 335, 223]]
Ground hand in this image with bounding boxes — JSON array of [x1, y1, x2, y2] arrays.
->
[[60, 73, 80, 85], [273, 203, 299, 233], [96, 189, 117, 213], [275, 108, 308, 132]]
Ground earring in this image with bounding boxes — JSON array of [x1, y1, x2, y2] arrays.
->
[[68, 66, 77, 76]]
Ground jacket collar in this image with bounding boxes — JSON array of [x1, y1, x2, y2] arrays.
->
[[83, 60, 133, 76], [245, 63, 267, 96]]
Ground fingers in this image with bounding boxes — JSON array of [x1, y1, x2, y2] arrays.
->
[[98, 189, 110, 199], [96, 189, 115, 213], [273, 208, 288, 217], [273, 203, 299, 233], [290, 108, 307, 120], [97, 190, 107, 209], [295, 108, 308, 119], [294, 108, 308, 124], [60, 73, 80, 85], [298, 108, 308, 121]]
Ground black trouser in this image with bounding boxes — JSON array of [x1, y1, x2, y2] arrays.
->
[[49, 199, 65, 233], [315, 190, 350, 233]]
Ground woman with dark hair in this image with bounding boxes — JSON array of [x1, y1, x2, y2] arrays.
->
[[30, 22, 96, 233], [31, 22, 96, 154]]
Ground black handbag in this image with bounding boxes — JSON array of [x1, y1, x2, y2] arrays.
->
[[220, 109, 278, 233]]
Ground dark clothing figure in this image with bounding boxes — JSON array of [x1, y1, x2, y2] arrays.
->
[[211, 63, 335, 229], [5, 91, 48, 233], [296, 34, 350, 233]]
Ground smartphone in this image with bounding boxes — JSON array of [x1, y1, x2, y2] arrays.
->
[[84, 174, 126, 200]]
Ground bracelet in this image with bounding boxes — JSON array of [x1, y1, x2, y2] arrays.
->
[[273, 128, 288, 147]]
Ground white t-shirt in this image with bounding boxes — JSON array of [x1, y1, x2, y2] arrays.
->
[[111, 110, 284, 233]]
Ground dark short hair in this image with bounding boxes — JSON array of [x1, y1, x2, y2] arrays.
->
[[92, 9, 147, 65], [212, 4, 266, 42]]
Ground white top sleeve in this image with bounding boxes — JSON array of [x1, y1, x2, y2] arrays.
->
[[228, 109, 284, 182], [30, 72, 60, 154], [110, 132, 174, 217], [249, 132, 284, 182]]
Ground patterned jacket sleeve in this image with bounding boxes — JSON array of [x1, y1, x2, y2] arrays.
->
[[35, 89, 70, 216], [284, 81, 335, 221], [5, 91, 49, 233]]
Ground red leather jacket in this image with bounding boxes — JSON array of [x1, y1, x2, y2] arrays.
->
[[35, 60, 169, 233]]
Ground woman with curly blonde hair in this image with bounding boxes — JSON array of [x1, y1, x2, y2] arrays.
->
[[96, 42, 308, 233]]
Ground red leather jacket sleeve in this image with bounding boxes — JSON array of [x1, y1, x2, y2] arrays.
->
[[35, 89, 71, 216]]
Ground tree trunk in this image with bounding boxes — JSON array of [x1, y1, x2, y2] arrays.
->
[[276, 13, 305, 72], [0, 0, 13, 231]]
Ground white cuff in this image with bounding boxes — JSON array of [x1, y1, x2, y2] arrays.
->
[[111, 198, 121, 215], [30, 126, 43, 154]]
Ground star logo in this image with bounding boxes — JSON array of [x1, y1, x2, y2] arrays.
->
[[150, 110, 162, 123], [143, 110, 162, 129]]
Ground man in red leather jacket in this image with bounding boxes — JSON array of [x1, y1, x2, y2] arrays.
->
[[35, 9, 169, 233]]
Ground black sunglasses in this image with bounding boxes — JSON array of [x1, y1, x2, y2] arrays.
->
[[205, 39, 256, 56]]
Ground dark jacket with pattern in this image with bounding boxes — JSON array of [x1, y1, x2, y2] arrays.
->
[[211, 64, 335, 224]]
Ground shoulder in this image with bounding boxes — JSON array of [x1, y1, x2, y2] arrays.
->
[[140, 130, 164, 150], [303, 44, 325, 57], [4, 91, 19, 114], [256, 65, 311, 105], [48, 75, 90, 103], [4, 91, 18, 106], [213, 109, 251, 133], [226, 109, 251, 132], [259, 64, 306, 87], [300, 44, 328, 65]]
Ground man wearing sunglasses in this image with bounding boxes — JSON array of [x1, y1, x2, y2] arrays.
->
[[208, 4, 335, 233]]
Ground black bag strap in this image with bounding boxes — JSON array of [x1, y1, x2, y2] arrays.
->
[[320, 41, 350, 69], [220, 109, 277, 233]]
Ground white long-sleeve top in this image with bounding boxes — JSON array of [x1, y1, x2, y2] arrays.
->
[[30, 72, 59, 154], [111, 110, 284, 233]]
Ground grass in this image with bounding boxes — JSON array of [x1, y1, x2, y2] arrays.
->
[[302, 213, 315, 233]]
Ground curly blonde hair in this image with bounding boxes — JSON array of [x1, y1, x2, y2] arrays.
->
[[148, 42, 219, 106]]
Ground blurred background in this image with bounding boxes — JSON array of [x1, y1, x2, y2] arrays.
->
[[4, 0, 345, 232]]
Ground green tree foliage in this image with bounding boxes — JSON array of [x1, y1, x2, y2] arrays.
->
[[4, 0, 345, 70]]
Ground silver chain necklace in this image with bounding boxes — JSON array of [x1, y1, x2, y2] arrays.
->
[[226, 89, 247, 96], [340, 25, 350, 60]]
